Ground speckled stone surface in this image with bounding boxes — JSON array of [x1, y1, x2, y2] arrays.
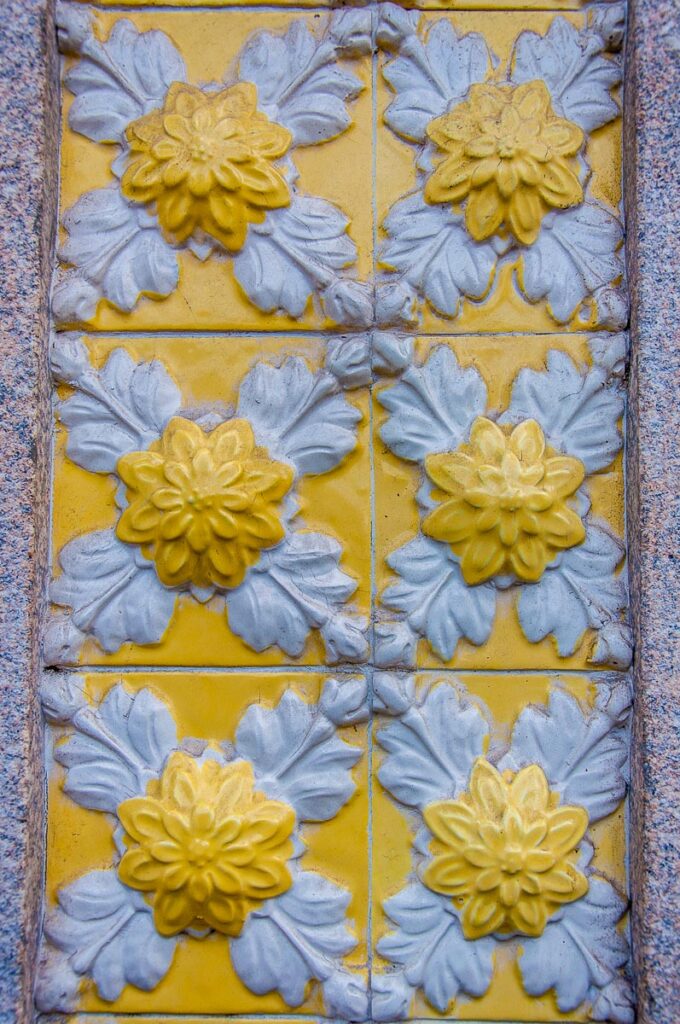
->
[[625, 1, 680, 1023], [0, 0, 57, 1021]]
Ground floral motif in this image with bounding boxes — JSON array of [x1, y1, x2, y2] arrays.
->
[[117, 417, 293, 589], [54, 8, 373, 325], [422, 417, 586, 585], [422, 758, 588, 939], [425, 82, 583, 246], [118, 753, 295, 937], [376, 341, 630, 668], [37, 678, 369, 1015], [122, 83, 291, 252], [372, 675, 633, 1022], [46, 337, 367, 664], [377, 11, 625, 327]]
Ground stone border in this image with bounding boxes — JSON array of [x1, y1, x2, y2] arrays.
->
[[0, 0, 57, 1021], [625, 2, 680, 1023], [0, 0, 678, 1021]]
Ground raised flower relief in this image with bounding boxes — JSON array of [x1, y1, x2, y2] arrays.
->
[[118, 755, 295, 937], [376, 7, 626, 328], [45, 335, 367, 665], [121, 83, 292, 252], [425, 82, 584, 247], [54, 4, 373, 326], [372, 673, 633, 1023], [422, 759, 589, 939], [375, 337, 631, 668], [37, 675, 369, 1016]]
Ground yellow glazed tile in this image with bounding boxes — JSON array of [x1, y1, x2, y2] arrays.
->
[[372, 671, 631, 1021], [47, 334, 371, 667], [376, 8, 625, 334], [43, 671, 369, 1015], [55, 7, 373, 331], [374, 333, 629, 671]]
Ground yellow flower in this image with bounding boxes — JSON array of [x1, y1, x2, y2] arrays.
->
[[118, 753, 295, 937], [424, 81, 584, 245], [121, 82, 292, 251], [422, 417, 585, 585], [422, 759, 589, 939], [116, 417, 294, 590]]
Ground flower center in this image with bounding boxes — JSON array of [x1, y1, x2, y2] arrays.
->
[[187, 836, 214, 867], [189, 135, 215, 163], [500, 846, 524, 874]]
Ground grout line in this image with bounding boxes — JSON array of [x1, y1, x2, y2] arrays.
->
[[45, 664, 633, 677], [58, 327, 610, 340], [66, 0, 592, 14]]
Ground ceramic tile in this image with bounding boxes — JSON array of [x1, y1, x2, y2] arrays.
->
[[372, 671, 631, 1021], [47, 334, 371, 667], [55, 7, 373, 331], [374, 333, 629, 671], [375, 7, 625, 334], [43, 671, 369, 1015]]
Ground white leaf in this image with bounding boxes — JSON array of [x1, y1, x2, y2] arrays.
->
[[319, 676, 369, 727], [55, 187, 179, 322], [322, 969, 369, 1020], [383, 20, 491, 142], [57, 346, 181, 473], [519, 877, 629, 1013], [382, 535, 496, 661], [62, 16, 186, 143], [230, 872, 357, 1006], [517, 521, 627, 658], [381, 192, 497, 319], [512, 18, 621, 132], [325, 335, 372, 389], [501, 682, 631, 822], [371, 970, 415, 1021], [378, 345, 486, 461], [50, 529, 176, 656], [239, 20, 364, 146], [45, 870, 176, 1002], [376, 678, 489, 808], [233, 195, 357, 319], [234, 688, 361, 821], [590, 976, 635, 1024], [40, 674, 88, 724], [502, 348, 623, 473], [238, 357, 360, 475], [378, 882, 494, 1011], [374, 621, 418, 668], [226, 532, 367, 663], [518, 203, 624, 324], [54, 683, 177, 813], [321, 278, 373, 328]]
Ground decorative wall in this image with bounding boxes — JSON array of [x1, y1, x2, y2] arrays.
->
[[37, 1, 635, 1022]]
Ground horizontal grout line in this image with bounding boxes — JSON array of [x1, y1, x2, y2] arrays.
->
[[56, 328, 609, 340], [43, 663, 631, 677], [70, 0, 592, 13]]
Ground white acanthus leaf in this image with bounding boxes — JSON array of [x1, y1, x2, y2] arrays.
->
[[43, 870, 176, 1003], [381, 192, 497, 320], [519, 877, 629, 1015], [325, 335, 372, 389], [230, 871, 357, 1008], [371, 970, 415, 1022], [58, 8, 187, 144], [590, 976, 636, 1024], [499, 680, 631, 822], [50, 529, 177, 657], [517, 521, 628, 661], [502, 347, 624, 473], [378, 882, 495, 1013], [53, 341, 181, 474], [378, 344, 486, 462], [226, 531, 367, 664], [51, 683, 178, 813], [237, 356, 360, 475], [233, 194, 367, 324], [382, 18, 491, 143], [234, 686, 362, 821], [54, 187, 179, 323], [375, 676, 489, 808], [382, 535, 496, 662], [518, 202, 624, 324], [511, 17, 621, 133], [238, 17, 365, 147]]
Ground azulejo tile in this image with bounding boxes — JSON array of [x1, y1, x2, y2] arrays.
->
[[375, 5, 626, 333], [55, 5, 373, 331], [372, 671, 632, 1022], [373, 332, 629, 671], [38, 671, 369, 1015], [46, 334, 370, 667]]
